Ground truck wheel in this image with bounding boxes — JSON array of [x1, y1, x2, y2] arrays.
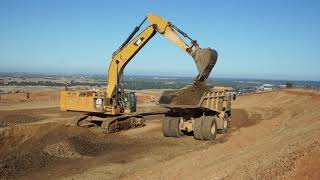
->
[[202, 116, 217, 142], [0, 120, 7, 128], [162, 118, 171, 137], [220, 114, 229, 134], [194, 117, 204, 140], [227, 114, 232, 128], [169, 117, 184, 137]]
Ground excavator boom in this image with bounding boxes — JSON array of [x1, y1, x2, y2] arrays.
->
[[106, 13, 217, 107]]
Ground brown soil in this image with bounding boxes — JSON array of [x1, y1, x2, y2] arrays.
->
[[124, 90, 320, 180], [171, 82, 211, 105], [0, 125, 111, 179], [0, 107, 78, 127], [0, 89, 60, 111], [0, 121, 205, 179], [231, 109, 262, 128], [0, 106, 252, 180], [294, 142, 320, 180], [0, 114, 45, 126], [0, 89, 319, 180], [0, 90, 59, 105]]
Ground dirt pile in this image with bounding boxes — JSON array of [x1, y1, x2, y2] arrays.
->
[[0, 107, 78, 127], [170, 82, 211, 105], [0, 150, 58, 179], [0, 125, 110, 179], [43, 141, 82, 159], [0, 90, 59, 105], [0, 89, 60, 110], [0, 114, 44, 127]]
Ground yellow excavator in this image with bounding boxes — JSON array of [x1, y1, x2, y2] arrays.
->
[[60, 13, 218, 132]]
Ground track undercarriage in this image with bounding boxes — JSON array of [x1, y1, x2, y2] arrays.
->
[[75, 114, 145, 133]]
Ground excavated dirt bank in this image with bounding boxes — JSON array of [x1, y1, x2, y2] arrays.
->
[[0, 89, 319, 180], [124, 90, 320, 180], [0, 107, 78, 127], [0, 125, 111, 179], [0, 109, 252, 179]]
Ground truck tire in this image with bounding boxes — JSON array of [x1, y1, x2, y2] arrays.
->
[[227, 114, 232, 128], [169, 117, 184, 137], [0, 120, 7, 128], [162, 118, 171, 137], [202, 116, 217, 142], [219, 114, 229, 134], [193, 117, 204, 140]]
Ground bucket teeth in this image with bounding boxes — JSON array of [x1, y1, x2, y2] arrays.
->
[[192, 48, 218, 81]]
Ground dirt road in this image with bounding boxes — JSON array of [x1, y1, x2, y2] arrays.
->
[[0, 89, 319, 179]]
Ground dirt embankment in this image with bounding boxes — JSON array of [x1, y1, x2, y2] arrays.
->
[[0, 120, 207, 179], [0, 107, 78, 127], [123, 89, 320, 180], [0, 91, 253, 180], [0, 89, 319, 180], [0, 89, 60, 110], [0, 124, 113, 179]]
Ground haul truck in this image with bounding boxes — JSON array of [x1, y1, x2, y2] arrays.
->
[[160, 86, 234, 142]]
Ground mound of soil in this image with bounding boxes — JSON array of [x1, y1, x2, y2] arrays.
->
[[0, 125, 110, 179], [231, 109, 262, 129], [0, 90, 59, 106], [68, 135, 111, 156], [171, 82, 211, 105], [43, 141, 82, 159], [0, 114, 44, 126], [0, 151, 59, 178]]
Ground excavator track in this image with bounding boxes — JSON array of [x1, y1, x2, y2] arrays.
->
[[74, 114, 145, 133]]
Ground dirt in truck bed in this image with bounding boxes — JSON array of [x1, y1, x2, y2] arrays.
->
[[170, 82, 211, 105]]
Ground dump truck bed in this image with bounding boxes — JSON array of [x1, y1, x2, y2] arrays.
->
[[160, 87, 229, 113]]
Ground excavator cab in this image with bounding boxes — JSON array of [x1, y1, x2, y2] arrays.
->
[[123, 92, 136, 113]]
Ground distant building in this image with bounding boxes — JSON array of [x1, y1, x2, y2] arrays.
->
[[278, 84, 287, 89], [260, 84, 274, 91]]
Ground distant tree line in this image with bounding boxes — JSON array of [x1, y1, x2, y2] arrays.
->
[[0, 80, 187, 89]]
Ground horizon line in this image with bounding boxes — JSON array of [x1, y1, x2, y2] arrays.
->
[[0, 71, 319, 82]]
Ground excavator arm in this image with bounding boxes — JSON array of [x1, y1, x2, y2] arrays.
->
[[106, 13, 218, 107]]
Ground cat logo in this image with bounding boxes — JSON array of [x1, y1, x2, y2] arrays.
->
[[134, 37, 144, 46]]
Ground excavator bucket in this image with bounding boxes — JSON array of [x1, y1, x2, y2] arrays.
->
[[192, 48, 218, 81]]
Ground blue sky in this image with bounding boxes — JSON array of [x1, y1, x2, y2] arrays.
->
[[0, 0, 319, 81]]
